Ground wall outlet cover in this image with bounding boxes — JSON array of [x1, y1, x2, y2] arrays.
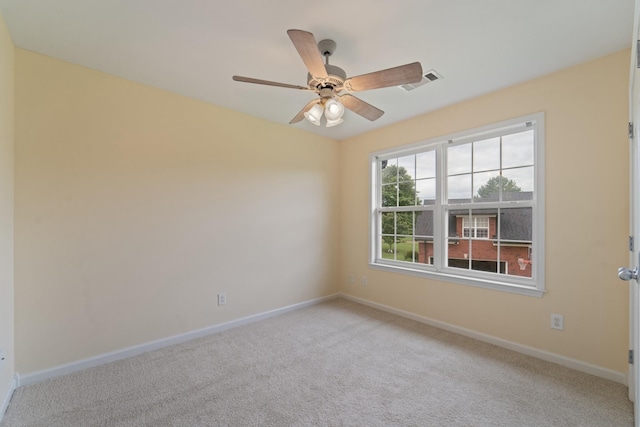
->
[[551, 314, 564, 330]]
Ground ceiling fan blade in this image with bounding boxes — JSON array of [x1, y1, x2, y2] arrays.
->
[[290, 99, 319, 124], [344, 62, 423, 92], [232, 76, 310, 90], [287, 29, 328, 79], [339, 94, 384, 121]]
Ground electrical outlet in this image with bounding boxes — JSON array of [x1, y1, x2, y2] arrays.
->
[[349, 274, 355, 284], [362, 275, 368, 286], [551, 314, 564, 330], [218, 293, 227, 306]]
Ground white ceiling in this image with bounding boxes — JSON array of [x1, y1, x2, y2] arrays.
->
[[0, 0, 635, 140]]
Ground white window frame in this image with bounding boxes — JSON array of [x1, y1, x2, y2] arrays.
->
[[462, 215, 490, 239], [369, 113, 545, 297]]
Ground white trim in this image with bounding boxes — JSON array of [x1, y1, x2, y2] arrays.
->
[[369, 262, 544, 297], [340, 293, 627, 385], [628, 1, 640, 411], [373, 119, 533, 161], [0, 375, 17, 422], [17, 294, 339, 387]]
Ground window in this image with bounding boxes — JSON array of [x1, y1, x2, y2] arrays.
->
[[462, 216, 489, 238], [370, 113, 544, 296]]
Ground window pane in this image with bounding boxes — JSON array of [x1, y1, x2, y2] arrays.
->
[[392, 236, 414, 262], [380, 211, 395, 260], [448, 174, 471, 202], [471, 239, 500, 273], [416, 178, 436, 205], [381, 212, 394, 235], [381, 183, 397, 207], [399, 239, 418, 263], [502, 130, 534, 169], [448, 143, 472, 175], [415, 210, 433, 239], [418, 242, 432, 264], [381, 159, 398, 184], [401, 212, 435, 265], [447, 210, 469, 269], [473, 171, 501, 202], [497, 207, 533, 278], [473, 137, 501, 172], [407, 239, 418, 263], [416, 151, 436, 179], [398, 181, 417, 206], [398, 155, 416, 182], [396, 212, 414, 236], [381, 235, 397, 260], [502, 167, 534, 200]]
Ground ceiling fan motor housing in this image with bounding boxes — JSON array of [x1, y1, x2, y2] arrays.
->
[[307, 38, 345, 90], [308, 64, 346, 90]]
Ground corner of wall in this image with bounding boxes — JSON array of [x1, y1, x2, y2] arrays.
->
[[0, 9, 16, 422]]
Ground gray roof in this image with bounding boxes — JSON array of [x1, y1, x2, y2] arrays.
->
[[415, 206, 532, 242], [415, 211, 456, 238], [499, 208, 532, 241]]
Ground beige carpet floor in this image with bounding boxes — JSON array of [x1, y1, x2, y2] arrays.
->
[[0, 298, 634, 426]]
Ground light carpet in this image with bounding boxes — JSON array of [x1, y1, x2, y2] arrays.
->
[[1, 298, 634, 426]]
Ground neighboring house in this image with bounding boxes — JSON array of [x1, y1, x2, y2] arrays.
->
[[415, 192, 533, 277]]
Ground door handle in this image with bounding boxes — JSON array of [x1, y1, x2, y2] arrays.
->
[[618, 266, 639, 281]]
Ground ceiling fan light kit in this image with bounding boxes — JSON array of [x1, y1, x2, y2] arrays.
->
[[325, 117, 344, 128], [232, 29, 423, 128], [302, 97, 345, 127], [324, 99, 344, 120], [303, 103, 324, 126]]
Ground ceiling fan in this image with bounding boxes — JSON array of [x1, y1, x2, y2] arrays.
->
[[232, 29, 423, 127]]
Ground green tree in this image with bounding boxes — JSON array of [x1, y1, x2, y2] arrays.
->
[[381, 164, 416, 253], [476, 176, 521, 199], [381, 164, 417, 207]]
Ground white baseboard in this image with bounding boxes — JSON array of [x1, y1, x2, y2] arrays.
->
[[0, 374, 18, 422], [340, 293, 628, 385], [18, 294, 339, 387], [17, 292, 625, 389]]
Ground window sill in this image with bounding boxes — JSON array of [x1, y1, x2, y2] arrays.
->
[[368, 262, 545, 298]]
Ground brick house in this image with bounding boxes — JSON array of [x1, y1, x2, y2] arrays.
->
[[415, 193, 533, 277]]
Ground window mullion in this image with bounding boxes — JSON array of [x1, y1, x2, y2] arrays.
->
[[373, 158, 383, 261], [435, 144, 446, 271], [393, 211, 397, 261]]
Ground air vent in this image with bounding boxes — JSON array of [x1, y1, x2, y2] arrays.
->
[[400, 69, 443, 92], [424, 71, 441, 81]]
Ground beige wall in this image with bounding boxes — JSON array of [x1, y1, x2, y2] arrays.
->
[[339, 50, 631, 373], [0, 13, 14, 398], [14, 49, 340, 373], [9, 42, 632, 376]]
